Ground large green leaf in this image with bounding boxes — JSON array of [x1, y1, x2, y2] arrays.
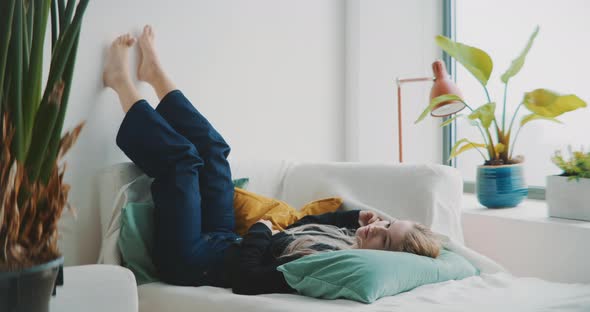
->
[[0, 0, 16, 103], [64, 0, 75, 25], [50, 0, 58, 49], [58, 0, 65, 31], [415, 94, 464, 124], [23, 0, 51, 157], [26, 81, 62, 181], [9, 0, 25, 162], [449, 138, 487, 160], [501, 26, 539, 83], [468, 102, 496, 129], [39, 0, 89, 184], [39, 34, 79, 184], [435, 35, 493, 86], [520, 113, 562, 127], [40, 0, 88, 132], [523, 89, 587, 117]]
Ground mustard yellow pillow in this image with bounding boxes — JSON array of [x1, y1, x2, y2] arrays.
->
[[233, 188, 343, 236]]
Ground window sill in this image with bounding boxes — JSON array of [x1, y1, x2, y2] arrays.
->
[[460, 193, 590, 284], [461, 193, 590, 229]]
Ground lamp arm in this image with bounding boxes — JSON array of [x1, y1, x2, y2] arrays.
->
[[396, 77, 435, 163]]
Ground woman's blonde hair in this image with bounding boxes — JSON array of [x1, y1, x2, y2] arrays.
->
[[398, 223, 441, 258], [279, 222, 441, 259]]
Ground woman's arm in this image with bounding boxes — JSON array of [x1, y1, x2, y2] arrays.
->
[[232, 222, 294, 295], [286, 210, 362, 230]]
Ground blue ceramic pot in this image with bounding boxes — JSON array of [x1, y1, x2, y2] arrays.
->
[[476, 164, 528, 208]]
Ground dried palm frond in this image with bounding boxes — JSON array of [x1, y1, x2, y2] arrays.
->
[[0, 114, 77, 271], [58, 121, 85, 160]]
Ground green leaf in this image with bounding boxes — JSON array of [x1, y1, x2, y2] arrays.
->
[[23, 0, 51, 157], [64, 0, 75, 26], [520, 113, 562, 127], [495, 143, 506, 154], [51, 0, 58, 49], [435, 35, 493, 86], [415, 94, 464, 124], [39, 0, 90, 184], [501, 26, 539, 83], [26, 81, 62, 181], [9, 0, 25, 162], [58, 0, 65, 31], [449, 138, 486, 160], [440, 114, 463, 128], [468, 102, 496, 128], [39, 33, 79, 184], [0, 0, 16, 102], [523, 89, 587, 117]]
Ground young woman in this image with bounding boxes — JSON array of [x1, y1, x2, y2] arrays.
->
[[104, 26, 441, 295]]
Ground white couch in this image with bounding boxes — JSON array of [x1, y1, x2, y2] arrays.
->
[[88, 160, 590, 312]]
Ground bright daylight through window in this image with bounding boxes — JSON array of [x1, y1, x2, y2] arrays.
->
[[453, 0, 590, 187]]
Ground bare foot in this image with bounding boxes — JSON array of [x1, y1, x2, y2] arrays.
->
[[137, 25, 177, 100], [103, 34, 136, 89], [137, 25, 163, 83]]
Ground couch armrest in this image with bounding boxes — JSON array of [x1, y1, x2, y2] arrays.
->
[[280, 162, 464, 243], [50, 265, 138, 312]]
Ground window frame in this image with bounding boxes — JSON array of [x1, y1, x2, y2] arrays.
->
[[442, 0, 546, 200]]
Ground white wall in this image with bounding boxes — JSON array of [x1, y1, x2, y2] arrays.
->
[[59, 0, 346, 265], [346, 0, 443, 164], [56, 0, 443, 265]]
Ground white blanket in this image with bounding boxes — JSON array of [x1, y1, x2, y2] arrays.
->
[[138, 272, 590, 312]]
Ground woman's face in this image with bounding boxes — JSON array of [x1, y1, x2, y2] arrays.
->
[[355, 219, 415, 251]]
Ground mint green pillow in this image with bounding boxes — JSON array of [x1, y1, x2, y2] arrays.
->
[[277, 249, 479, 303], [118, 177, 249, 285], [118, 202, 158, 285]]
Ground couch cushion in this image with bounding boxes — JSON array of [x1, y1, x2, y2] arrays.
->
[[280, 163, 465, 243]]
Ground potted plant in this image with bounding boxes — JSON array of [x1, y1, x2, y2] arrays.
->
[[415, 26, 587, 208], [0, 0, 89, 311], [546, 146, 590, 221]]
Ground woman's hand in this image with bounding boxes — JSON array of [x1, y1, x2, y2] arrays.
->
[[256, 219, 279, 235], [358, 210, 381, 226]]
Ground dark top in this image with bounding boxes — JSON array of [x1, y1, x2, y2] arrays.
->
[[224, 210, 361, 295]]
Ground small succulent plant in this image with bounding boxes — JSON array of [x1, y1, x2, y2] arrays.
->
[[551, 146, 590, 181]]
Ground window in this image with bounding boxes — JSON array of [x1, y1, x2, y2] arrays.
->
[[452, 0, 590, 188]]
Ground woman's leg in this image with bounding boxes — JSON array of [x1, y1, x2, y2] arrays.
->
[[103, 34, 141, 112], [137, 25, 236, 234], [104, 34, 212, 285]]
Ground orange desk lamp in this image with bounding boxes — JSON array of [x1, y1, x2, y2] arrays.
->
[[396, 60, 465, 163]]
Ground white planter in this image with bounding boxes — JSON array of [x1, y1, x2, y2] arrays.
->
[[546, 175, 590, 221]]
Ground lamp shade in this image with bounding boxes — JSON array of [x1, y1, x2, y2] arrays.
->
[[429, 60, 465, 117]]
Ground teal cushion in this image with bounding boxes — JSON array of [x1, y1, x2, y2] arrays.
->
[[232, 177, 249, 189], [277, 249, 479, 303], [118, 202, 158, 285], [117, 177, 249, 285]]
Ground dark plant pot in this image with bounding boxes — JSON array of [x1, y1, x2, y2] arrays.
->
[[476, 164, 528, 208], [0, 257, 64, 312]]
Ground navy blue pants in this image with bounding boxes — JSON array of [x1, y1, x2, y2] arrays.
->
[[116, 90, 240, 287]]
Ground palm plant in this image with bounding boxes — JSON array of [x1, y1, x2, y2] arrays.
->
[[0, 0, 89, 271], [416, 26, 587, 165]]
